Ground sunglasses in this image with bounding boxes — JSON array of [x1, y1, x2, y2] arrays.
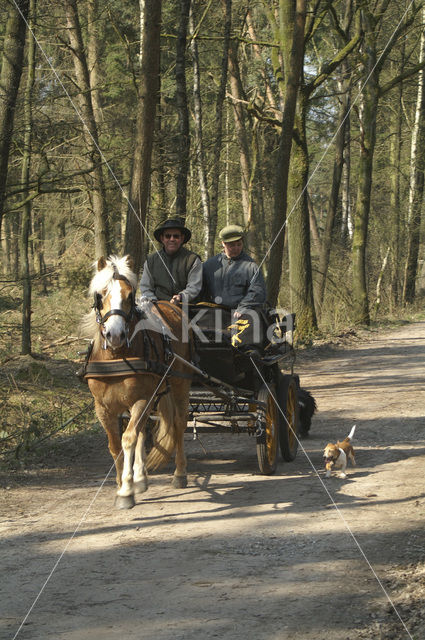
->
[[163, 233, 182, 239]]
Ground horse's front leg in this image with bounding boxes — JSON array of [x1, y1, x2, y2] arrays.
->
[[94, 402, 124, 489], [133, 428, 148, 494], [172, 382, 190, 489], [115, 399, 149, 510]]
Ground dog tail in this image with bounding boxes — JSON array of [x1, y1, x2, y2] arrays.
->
[[347, 424, 356, 441]]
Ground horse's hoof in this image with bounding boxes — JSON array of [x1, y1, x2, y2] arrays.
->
[[134, 479, 148, 494], [114, 494, 135, 510], [172, 475, 187, 489]]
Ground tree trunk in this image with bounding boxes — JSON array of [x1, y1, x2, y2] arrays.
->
[[155, 94, 168, 220], [190, 8, 210, 258], [351, 13, 378, 326], [0, 0, 29, 238], [11, 210, 19, 275], [389, 54, 404, 308], [33, 214, 47, 293], [58, 218, 66, 259], [20, 0, 36, 355], [208, 0, 231, 257], [124, 0, 162, 274], [246, 8, 278, 112], [352, 85, 377, 325], [307, 191, 321, 252], [374, 246, 390, 316], [175, 0, 191, 218], [267, 0, 307, 307], [341, 116, 352, 242], [87, 0, 103, 126], [65, 0, 109, 258], [1, 216, 11, 275], [316, 68, 350, 311], [139, 0, 145, 64], [287, 89, 317, 336], [228, 38, 252, 235]]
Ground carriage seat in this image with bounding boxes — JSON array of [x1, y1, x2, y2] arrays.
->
[[187, 303, 294, 388]]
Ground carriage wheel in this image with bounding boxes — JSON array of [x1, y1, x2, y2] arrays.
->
[[256, 384, 279, 475], [277, 373, 299, 461]]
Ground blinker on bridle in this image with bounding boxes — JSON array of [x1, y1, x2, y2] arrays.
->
[[93, 273, 136, 327]]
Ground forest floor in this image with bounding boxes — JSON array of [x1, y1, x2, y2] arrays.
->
[[1, 320, 425, 640]]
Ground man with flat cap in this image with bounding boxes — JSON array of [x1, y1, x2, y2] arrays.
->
[[140, 216, 202, 304], [203, 224, 266, 317]]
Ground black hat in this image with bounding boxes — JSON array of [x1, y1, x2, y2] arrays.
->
[[153, 217, 191, 243]]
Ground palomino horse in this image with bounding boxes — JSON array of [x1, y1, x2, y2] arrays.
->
[[81, 255, 192, 509]]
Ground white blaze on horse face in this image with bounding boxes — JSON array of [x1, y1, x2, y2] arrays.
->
[[104, 279, 127, 348]]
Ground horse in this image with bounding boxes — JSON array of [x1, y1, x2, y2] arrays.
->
[[80, 255, 192, 509]]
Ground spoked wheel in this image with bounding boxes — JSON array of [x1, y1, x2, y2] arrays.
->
[[256, 384, 279, 475], [277, 373, 299, 461]]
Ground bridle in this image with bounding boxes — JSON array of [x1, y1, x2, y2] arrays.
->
[[85, 286, 193, 387], [93, 273, 137, 347]]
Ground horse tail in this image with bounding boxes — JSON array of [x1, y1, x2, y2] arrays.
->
[[146, 396, 176, 471]]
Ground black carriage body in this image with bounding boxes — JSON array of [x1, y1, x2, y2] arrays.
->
[[181, 304, 300, 474], [189, 304, 293, 391]]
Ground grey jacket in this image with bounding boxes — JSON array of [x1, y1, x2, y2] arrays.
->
[[203, 251, 266, 312]]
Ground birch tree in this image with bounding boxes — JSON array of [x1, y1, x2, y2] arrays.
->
[[190, 7, 210, 257]]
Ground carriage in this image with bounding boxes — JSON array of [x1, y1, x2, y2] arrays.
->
[[182, 303, 300, 475], [82, 256, 300, 508]]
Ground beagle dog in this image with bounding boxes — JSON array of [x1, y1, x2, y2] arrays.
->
[[324, 425, 356, 478]]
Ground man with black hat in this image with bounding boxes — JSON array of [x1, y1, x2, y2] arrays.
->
[[203, 224, 266, 317], [140, 217, 202, 304]]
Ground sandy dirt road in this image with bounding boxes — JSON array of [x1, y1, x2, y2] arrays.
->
[[1, 321, 425, 640]]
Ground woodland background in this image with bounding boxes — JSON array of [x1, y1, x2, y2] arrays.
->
[[2, 0, 425, 358], [3, 8, 425, 631]]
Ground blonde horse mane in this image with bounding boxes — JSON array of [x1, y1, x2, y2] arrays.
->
[[80, 255, 138, 339], [89, 255, 138, 295]]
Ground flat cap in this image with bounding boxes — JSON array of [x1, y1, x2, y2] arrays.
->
[[219, 224, 244, 243]]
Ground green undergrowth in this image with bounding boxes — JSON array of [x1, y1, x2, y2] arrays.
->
[[0, 362, 98, 469], [0, 279, 95, 469]]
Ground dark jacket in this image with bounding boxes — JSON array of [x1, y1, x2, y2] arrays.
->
[[140, 247, 202, 301], [203, 251, 266, 312]]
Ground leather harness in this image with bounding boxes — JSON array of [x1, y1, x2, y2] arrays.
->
[[84, 276, 193, 389]]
